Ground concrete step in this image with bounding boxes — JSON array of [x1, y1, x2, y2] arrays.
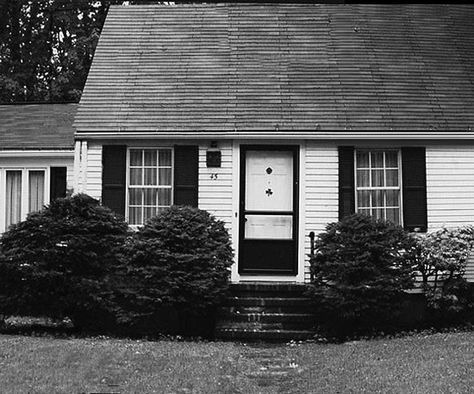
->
[[215, 282, 316, 341], [230, 282, 310, 298], [216, 320, 315, 331], [217, 311, 314, 324], [224, 296, 313, 307], [215, 327, 316, 342]]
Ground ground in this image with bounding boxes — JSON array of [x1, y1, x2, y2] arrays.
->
[[0, 331, 472, 393]]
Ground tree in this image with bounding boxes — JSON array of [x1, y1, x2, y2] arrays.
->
[[0, 0, 173, 103]]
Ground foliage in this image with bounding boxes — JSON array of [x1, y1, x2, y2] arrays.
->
[[115, 206, 233, 334], [0, 194, 129, 330], [0, 0, 168, 103], [411, 227, 474, 320], [308, 214, 416, 336]]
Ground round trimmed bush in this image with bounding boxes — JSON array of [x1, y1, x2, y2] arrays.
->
[[308, 214, 416, 337], [116, 206, 233, 335], [0, 194, 129, 331]]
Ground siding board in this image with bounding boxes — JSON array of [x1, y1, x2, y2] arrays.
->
[[304, 144, 339, 282], [198, 141, 234, 235]]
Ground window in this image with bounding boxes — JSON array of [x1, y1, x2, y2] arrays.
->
[[29, 170, 45, 213], [128, 149, 173, 225], [5, 170, 22, 228], [3, 168, 46, 230], [355, 150, 402, 225]]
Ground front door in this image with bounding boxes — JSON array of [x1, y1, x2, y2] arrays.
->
[[239, 146, 298, 275]]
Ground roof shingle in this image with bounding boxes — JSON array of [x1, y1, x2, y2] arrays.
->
[[0, 104, 77, 150], [75, 4, 474, 132]]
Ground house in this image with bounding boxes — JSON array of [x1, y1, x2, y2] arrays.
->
[[0, 104, 76, 233], [74, 3, 474, 284]]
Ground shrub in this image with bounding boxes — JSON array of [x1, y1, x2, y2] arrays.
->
[[0, 194, 129, 331], [115, 206, 233, 336], [308, 214, 416, 337], [411, 227, 474, 322]]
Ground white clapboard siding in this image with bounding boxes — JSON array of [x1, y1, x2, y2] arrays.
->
[[426, 146, 474, 282], [304, 143, 339, 282], [426, 146, 474, 230], [85, 142, 103, 200], [198, 141, 233, 237]]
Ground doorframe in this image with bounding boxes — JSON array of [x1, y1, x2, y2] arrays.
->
[[237, 144, 300, 276]]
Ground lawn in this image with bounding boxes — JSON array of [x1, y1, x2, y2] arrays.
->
[[0, 331, 472, 393]]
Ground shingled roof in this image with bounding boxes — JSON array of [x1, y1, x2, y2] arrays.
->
[[75, 3, 474, 132], [0, 104, 77, 150]]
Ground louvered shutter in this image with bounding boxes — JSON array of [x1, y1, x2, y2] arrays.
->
[[402, 147, 427, 232], [102, 145, 127, 217], [174, 145, 199, 207], [50, 167, 67, 200], [338, 146, 355, 220]]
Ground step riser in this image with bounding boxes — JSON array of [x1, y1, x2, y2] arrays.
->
[[225, 297, 313, 308], [217, 312, 314, 324], [217, 322, 315, 331], [215, 329, 315, 341], [222, 306, 312, 314], [231, 290, 309, 298]]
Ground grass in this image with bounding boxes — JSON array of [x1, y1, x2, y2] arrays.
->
[[0, 331, 472, 393]]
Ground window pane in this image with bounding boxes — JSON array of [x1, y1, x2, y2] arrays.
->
[[371, 170, 384, 187], [6, 171, 22, 228], [357, 191, 370, 208], [358, 208, 370, 217], [357, 170, 370, 187], [158, 188, 172, 206], [144, 189, 157, 206], [386, 169, 399, 186], [386, 190, 400, 207], [144, 168, 157, 185], [385, 151, 398, 167], [386, 208, 400, 225], [356, 152, 369, 168], [130, 168, 142, 185], [159, 150, 172, 166], [373, 208, 384, 221], [130, 150, 142, 166], [129, 189, 142, 206], [371, 190, 384, 207], [29, 171, 45, 213], [129, 207, 142, 225], [371, 152, 384, 168], [144, 150, 157, 166], [159, 168, 172, 186], [144, 207, 156, 222]]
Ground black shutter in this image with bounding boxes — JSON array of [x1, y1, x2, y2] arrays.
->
[[50, 167, 67, 200], [102, 145, 126, 217], [402, 147, 427, 232], [174, 145, 198, 207], [339, 146, 355, 220]]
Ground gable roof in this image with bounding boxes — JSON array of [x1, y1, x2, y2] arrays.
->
[[0, 104, 77, 150], [75, 3, 474, 132]]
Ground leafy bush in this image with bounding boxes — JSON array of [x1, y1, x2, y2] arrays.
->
[[411, 227, 474, 322], [0, 194, 129, 331], [308, 214, 416, 337], [115, 206, 233, 336]]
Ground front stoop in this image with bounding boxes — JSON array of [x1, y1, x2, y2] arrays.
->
[[215, 282, 316, 341]]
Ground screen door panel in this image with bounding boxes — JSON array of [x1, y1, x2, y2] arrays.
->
[[239, 147, 298, 275], [245, 151, 293, 212]]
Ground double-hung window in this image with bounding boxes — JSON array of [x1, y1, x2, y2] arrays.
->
[[355, 150, 402, 225], [128, 148, 173, 225]]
